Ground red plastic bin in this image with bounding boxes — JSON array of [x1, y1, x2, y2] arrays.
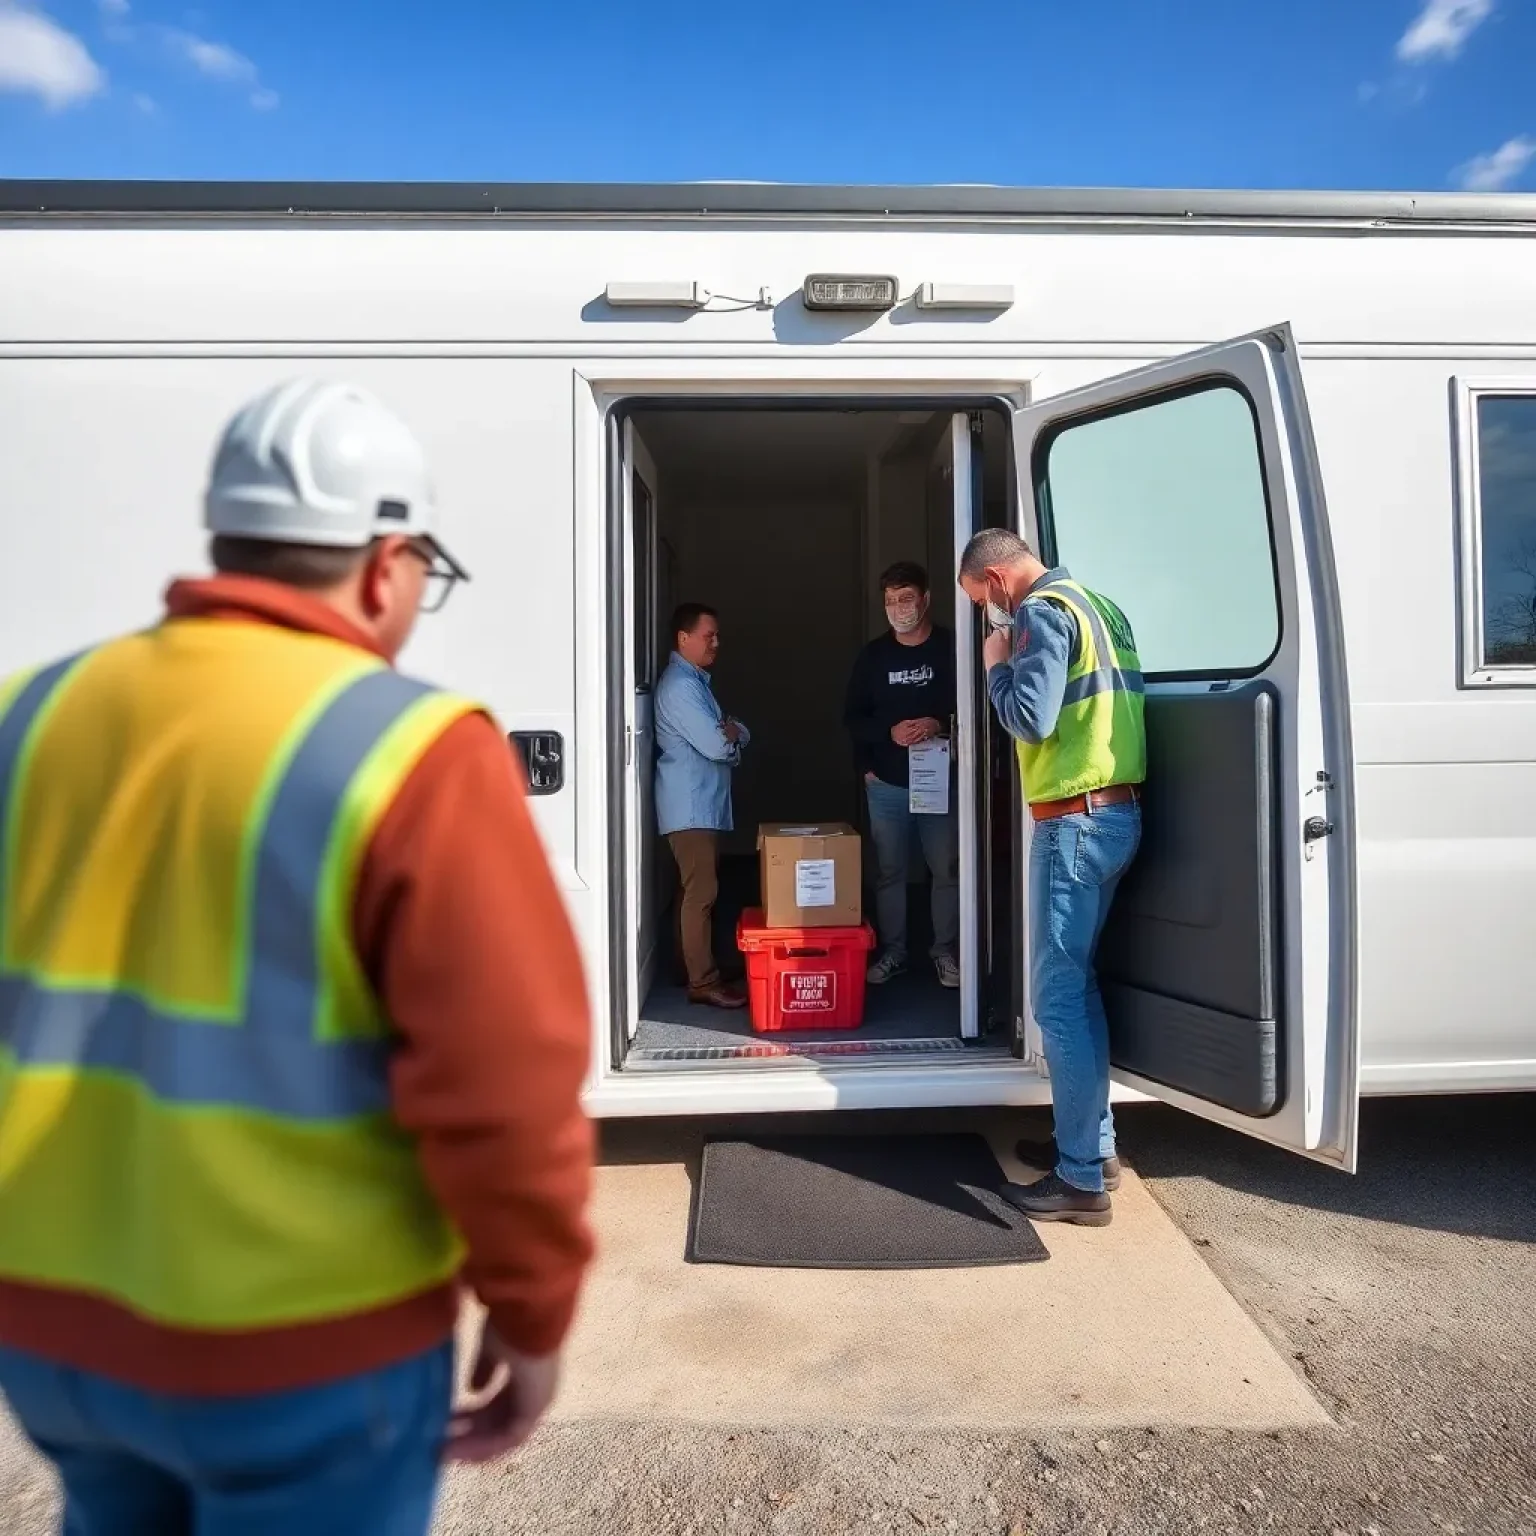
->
[[735, 908, 877, 1033]]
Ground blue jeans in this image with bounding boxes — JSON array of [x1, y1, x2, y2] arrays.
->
[[0, 1341, 453, 1536], [1029, 802, 1141, 1194], [864, 777, 959, 960]]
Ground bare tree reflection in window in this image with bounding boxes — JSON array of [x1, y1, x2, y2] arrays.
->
[[1477, 398, 1536, 669]]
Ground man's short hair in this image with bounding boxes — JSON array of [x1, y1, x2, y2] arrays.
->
[[958, 528, 1035, 582], [670, 602, 718, 640], [879, 561, 929, 596], [210, 535, 371, 591]]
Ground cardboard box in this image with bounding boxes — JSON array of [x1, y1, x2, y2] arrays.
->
[[758, 822, 863, 929]]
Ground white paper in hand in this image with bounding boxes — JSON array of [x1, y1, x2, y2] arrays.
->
[[908, 738, 951, 815], [794, 858, 837, 908]]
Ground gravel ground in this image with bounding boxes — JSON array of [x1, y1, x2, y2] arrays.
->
[[3, 1094, 1534, 1535]]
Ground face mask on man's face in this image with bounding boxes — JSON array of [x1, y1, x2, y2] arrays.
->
[[885, 596, 926, 635], [984, 581, 1014, 631]]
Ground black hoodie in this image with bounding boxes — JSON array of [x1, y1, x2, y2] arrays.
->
[[843, 625, 956, 788]]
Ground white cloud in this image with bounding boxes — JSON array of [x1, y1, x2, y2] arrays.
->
[[164, 28, 256, 82], [0, 4, 106, 108], [1397, 0, 1494, 62], [1456, 135, 1536, 192], [160, 24, 275, 108]]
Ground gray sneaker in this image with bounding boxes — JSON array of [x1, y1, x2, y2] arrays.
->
[[933, 952, 961, 989], [866, 951, 907, 985]]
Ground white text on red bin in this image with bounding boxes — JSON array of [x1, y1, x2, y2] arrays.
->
[[781, 973, 837, 1013]]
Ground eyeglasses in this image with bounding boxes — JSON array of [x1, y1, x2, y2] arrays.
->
[[404, 542, 461, 613]]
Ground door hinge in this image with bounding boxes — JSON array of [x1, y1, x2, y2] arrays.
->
[[624, 725, 633, 766]]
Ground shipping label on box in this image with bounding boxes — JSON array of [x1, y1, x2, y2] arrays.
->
[[758, 822, 862, 929], [794, 858, 837, 908]]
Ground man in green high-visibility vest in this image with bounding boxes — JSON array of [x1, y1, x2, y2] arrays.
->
[[959, 528, 1146, 1226]]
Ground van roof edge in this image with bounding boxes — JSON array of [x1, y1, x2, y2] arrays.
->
[[2, 181, 1536, 227]]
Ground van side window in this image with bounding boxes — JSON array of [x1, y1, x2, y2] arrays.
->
[[1472, 395, 1536, 672], [1034, 382, 1281, 679]]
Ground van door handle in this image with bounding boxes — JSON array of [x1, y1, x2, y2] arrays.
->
[[509, 731, 565, 796]]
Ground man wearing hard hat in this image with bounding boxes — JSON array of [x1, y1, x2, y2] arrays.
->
[[0, 381, 594, 1534]]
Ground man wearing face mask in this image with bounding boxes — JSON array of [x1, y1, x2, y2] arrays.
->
[[843, 563, 960, 990], [958, 528, 1145, 1228]]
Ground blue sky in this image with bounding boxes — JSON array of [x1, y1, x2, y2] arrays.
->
[[1, 0, 1533, 191]]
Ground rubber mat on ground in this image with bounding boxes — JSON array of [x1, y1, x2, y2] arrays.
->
[[688, 1132, 1049, 1268]]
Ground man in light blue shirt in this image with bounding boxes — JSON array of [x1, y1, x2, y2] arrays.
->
[[655, 602, 751, 1009]]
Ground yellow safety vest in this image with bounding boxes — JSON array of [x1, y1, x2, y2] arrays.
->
[[0, 618, 479, 1330], [1015, 575, 1147, 804]]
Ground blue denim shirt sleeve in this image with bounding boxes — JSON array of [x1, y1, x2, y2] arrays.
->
[[653, 657, 745, 835], [658, 669, 738, 763], [986, 598, 1079, 746]]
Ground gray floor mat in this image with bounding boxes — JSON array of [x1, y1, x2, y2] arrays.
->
[[687, 1132, 1049, 1268]]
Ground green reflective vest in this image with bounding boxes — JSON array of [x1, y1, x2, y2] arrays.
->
[[0, 618, 480, 1331], [1015, 574, 1147, 804]]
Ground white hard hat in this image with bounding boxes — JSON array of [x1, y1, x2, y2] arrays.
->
[[204, 379, 469, 581]]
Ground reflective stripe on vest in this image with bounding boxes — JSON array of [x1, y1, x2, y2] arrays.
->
[[1015, 576, 1147, 805], [0, 621, 480, 1329]]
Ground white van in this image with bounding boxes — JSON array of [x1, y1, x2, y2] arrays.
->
[[4, 180, 1535, 1176]]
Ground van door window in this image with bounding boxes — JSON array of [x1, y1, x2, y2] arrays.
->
[[1038, 383, 1281, 678]]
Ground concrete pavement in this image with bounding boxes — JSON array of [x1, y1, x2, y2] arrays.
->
[[545, 1113, 1324, 1433], [3, 1096, 1533, 1535]]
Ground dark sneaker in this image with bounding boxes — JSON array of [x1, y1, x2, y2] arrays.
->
[[932, 952, 961, 990], [688, 981, 748, 1010], [1000, 1172, 1113, 1227], [866, 951, 907, 985], [1015, 1136, 1122, 1192]]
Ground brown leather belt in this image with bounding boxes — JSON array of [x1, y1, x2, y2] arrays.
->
[[1030, 783, 1141, 822]]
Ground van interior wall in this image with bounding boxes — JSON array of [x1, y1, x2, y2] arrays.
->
[[864, 415, 958, 638], [667, 484, 863, 852], [640, 411, 951, 859]]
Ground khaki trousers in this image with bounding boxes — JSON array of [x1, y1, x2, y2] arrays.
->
[[667, 830, 720, 992]]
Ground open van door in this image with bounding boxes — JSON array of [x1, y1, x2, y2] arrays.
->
[[946, 413, 983, 1040], [1011, 326, 1360, 1169], [621, 422, 662, 1037]]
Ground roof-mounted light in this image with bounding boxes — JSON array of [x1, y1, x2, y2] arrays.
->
[[801, 274, 899, 312]]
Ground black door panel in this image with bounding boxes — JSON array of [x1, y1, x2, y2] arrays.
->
[[1096, 684, 1282, 1117]]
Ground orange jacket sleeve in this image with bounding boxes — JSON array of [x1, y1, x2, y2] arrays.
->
[[353, 711, 595, 1357]]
